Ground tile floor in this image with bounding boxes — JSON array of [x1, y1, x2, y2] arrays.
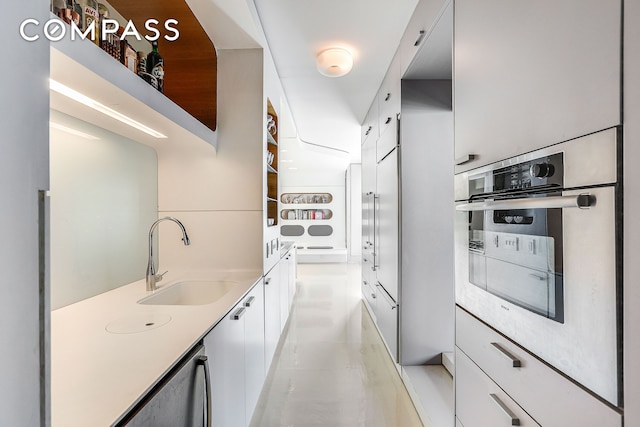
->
[[250, 262, 423, 427]]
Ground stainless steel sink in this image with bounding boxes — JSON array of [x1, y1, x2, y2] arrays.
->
[[137, 280, 238, 306]]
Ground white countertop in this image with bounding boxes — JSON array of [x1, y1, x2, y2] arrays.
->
[[51, 269, 262, 427]]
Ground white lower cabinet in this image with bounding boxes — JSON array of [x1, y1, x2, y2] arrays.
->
[[243, 284, 265, 424], [279, 254, 291, 331], [287, 247, 297, 310], [204, 302, 246, 427], [455, 307, 622, 427], [264, 265, 281, 372], [374, 282, 398, 362], [456, 349, 540, 427], [203, 283, 265, 427]]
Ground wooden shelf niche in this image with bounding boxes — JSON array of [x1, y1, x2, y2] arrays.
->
[[266, 99, 279, 227], [107, 0, 217, 132]]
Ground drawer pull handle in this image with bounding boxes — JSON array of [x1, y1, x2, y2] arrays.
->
[[414, 29, 426, 46], [385, 116, 392, 125], [491, 342, 522, 368], [489, 394, 521, 426], [232, 307, 246, 320], [244, 296, 255, 307], [371, 293, 376, 299], [384, 92, 391, 102], [265, 278, 272, 285]]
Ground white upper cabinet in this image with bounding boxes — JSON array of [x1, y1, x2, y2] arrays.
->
[[454, 0, 621, 172], [399, 0, 452, 76]]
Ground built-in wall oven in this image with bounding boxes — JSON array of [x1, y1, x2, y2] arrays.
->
[[454, 128, 621, 406]]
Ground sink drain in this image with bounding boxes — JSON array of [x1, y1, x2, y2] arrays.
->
[[105, 313, 171, 334]]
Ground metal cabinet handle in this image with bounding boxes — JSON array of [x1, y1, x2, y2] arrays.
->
[[373, 195, 380, 271], [197, 355, 212, 427], [384, 92, 391, 102], [363, 258, 368, 263], [455, 154, 476, 166], [265, 278, 271, 285], [414, 29, 426, 46], [232, 307, 246, 320], [491, 342, 522, 368], [489, 394, 521, 426], [371, 293, 376, 299], [244, 296, 255, 307], [528, 273, 547, 281], [365, 125, 372, 135], [384, 116, 392, 125], [363, 280, 368, 286], [375, 282, 398, 309]]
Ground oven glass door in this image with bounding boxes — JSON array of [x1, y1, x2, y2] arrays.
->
[[465, 192, 567, 322]]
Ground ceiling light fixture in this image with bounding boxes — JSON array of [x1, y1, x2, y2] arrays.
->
[[49, 79, 168, 139], [316, 48, 353, 77]]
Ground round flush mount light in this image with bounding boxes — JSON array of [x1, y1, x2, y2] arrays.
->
[[316, 48, 353, 77]]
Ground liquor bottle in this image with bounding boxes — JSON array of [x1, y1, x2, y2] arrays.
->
[[146, 41, 164, 93]]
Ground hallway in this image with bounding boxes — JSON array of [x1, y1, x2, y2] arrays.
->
[[250, 263, 423, 427]]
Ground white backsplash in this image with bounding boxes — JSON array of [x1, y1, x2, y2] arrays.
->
[[49, 110, 158, 309]]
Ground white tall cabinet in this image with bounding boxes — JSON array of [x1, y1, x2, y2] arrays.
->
[[1, 1, 50, 425], [454, 0, 621, 173]]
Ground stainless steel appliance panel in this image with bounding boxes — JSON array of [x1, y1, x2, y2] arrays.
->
[[455, 185, 618, 405], [120, 345, 209, 427]]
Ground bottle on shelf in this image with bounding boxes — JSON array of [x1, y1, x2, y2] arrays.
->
[[146, 41, 165, 93], [80, 0, 100, 45]]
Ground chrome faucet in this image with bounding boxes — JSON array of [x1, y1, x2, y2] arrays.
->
[[146, 217, 191, 291]]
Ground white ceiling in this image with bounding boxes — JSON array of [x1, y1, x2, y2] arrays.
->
[[252, 0, 420, 162]]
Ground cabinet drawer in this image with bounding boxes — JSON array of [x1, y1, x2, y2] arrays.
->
[[456, 348, 540, 427], [456, 308, 622, 427], [375, 283, 398, 362]]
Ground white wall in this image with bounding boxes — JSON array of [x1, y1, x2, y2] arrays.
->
[[347, 163, 362, 261], [1, 1, 50, 425], [624, 0, 640, 421]]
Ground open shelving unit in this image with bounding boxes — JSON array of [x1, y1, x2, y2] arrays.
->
[[266, 99, 279, 227], [279, 189, 347, 262], [49, 0, 218, 153]]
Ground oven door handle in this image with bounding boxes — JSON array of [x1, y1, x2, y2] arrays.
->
[[455, 193, 594, 212]]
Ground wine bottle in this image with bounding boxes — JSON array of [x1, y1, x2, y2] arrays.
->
[[146, 41, 164, 93]]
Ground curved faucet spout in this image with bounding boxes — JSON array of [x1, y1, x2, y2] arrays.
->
[[146, 217, 190, 292]]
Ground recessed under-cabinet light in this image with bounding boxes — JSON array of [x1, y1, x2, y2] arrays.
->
[[50, 122, 100, 140], [49, 79, 168, 139]]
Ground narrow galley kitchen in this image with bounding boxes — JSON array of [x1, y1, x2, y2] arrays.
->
[[250, 263, 423, 427]]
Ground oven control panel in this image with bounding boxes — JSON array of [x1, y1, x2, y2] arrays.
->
[[469, 153, 564, 196], [493, 153, 563, 192]]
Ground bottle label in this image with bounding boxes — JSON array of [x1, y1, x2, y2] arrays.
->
[[151, 61, 164, 81]]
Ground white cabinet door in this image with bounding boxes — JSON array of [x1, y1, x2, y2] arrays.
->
[[375, 148, 399, 301], [399, 0, 451, 75], [244, 284, 265, 426], [287, 248, 297, 309], [375, 283, 398, 362], [279, 256, 290, 331], [203, 304, 246, 427], [264, 267, 281, 372], [454, 0, 621, 172], [377, 53, 401, 143]]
